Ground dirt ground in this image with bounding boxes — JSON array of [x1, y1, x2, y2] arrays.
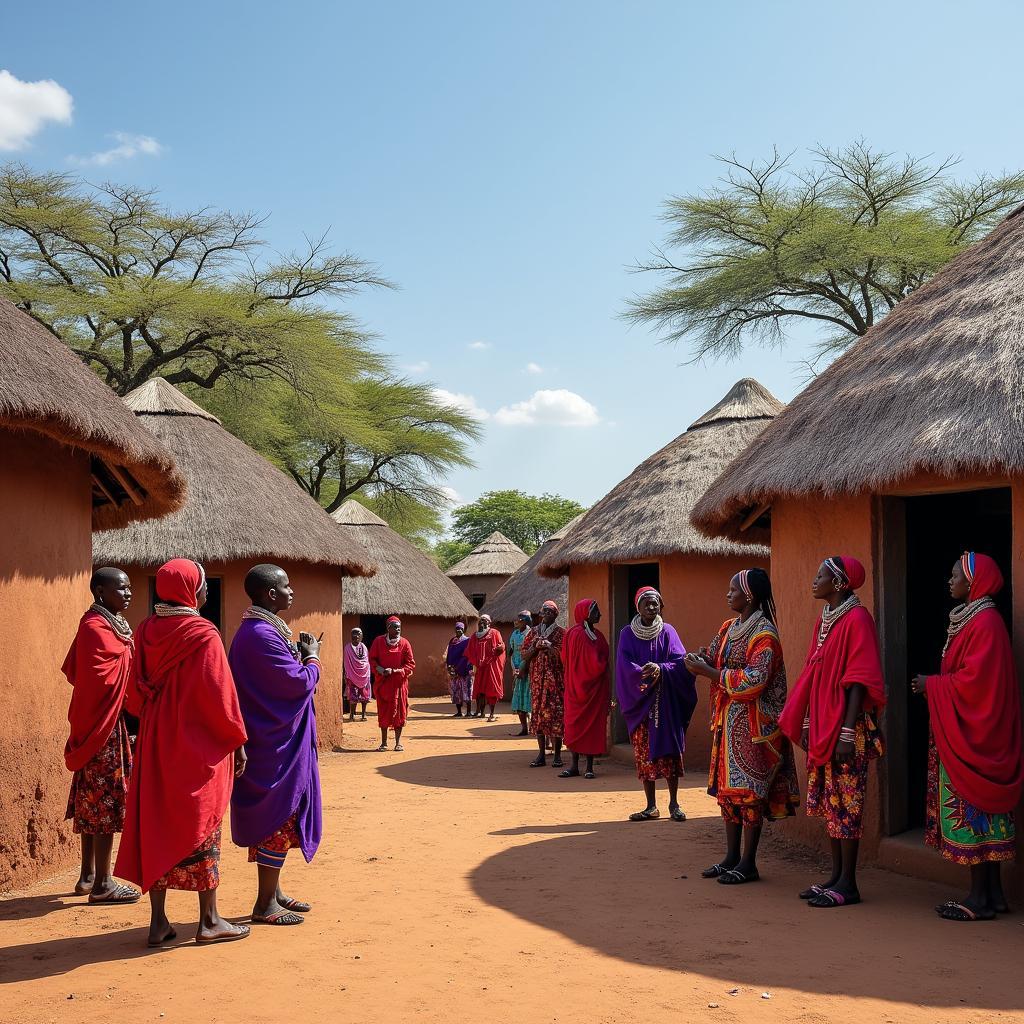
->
[[2, 697, 1023, 1024]]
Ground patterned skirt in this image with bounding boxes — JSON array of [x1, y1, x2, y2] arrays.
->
[[151, 826, 222, 892], [248, 813, 302, 867], [449, 672, 473, 704], [630, 721, 683, 782], [346, 678, 372, 703], [511, 674, 532, 714], [529, 665, 564, 738], [65, 718, 132, 835], [925, 739, 1015, 865]]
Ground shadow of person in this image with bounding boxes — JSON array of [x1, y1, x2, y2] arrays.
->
[[0, 893, 89, 923]]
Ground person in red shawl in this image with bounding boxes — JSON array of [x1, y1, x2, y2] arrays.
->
[[779, 555, 885, 909], [523, 600, 566, 768], [466, 613, 505, 721], [114, 559, 250, 947], [62, 567, 140, 905], [560, 599, 610, 779], [369, 616, 415, 751], [912, 552, 1024, 921]]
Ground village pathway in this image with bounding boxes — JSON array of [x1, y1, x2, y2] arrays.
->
[[1, 697, 1022, 1024]]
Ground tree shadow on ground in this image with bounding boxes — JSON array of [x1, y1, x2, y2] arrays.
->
[[467, 818, 1021, 1009]]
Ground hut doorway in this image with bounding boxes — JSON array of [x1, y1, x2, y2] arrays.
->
[[609, 562, 660, 744], [360, 614, 388, 648], [878, 487, 1012, 835]]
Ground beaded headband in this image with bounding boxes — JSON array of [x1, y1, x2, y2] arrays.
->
[[737, 570, 753, 600], [961, 551, 976, 584], [824, 557, 848, 587]]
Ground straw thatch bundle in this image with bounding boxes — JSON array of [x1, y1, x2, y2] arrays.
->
[[93, 378, 373, 574], [692, 206, 1024, 545], [537, 380, 781, 577], [0, 298, 184, 528], [331, 500, 478, 619], [445, 531, 529, 578]]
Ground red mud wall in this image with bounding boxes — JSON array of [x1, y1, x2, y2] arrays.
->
[[0, 431, 92, 890], [396, 617, 455, 698]]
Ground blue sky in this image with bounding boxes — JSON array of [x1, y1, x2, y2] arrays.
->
[[4, 1, 1024, 511]]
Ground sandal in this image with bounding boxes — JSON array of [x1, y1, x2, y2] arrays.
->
[[88, 883, 141, 905], [584, 771, 596, 780], [196, 924, 251, 944], [937, 900, 995, 921], [558, 769, 580, 778], [808, 888, 861, 908], [278, 896, 311, 913], [551, 759, 564, 768], [799, 884, 827, 900], [668, 805, 687, 822], [529, 757, 546, 767], [718, 868, 760, 885], [377, 743, 388, 751], [394, 743, 404, 751], [629, 808, 660, 821], [701, 863, 732, 879], [251, 910, 304, 926]]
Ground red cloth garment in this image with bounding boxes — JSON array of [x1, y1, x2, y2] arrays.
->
[[926, 555, 1024, 814], [369, 635, 415, 729], [779, 605, 885, 768], [114, 560, 247, 893], [563, 599, 610, 756], [466, 627, 505, 701], [63, 611, 134, 771]]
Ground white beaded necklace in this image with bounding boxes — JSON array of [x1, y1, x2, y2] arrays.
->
[[727, 610, 763, 646], [630, 614, 663, 641], [943, 597, 997, 656], [242, 605, 293, 640], [154, 603, 199, 618], [816, 594, 860, 649], [90, 602, 133, 641]]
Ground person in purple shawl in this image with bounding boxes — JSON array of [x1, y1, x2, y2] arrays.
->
[[616, 585, 697, 823], [229, 564, 322, 926], [445, 621, 474, 717]]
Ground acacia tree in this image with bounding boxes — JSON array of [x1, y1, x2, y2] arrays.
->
[[450, 490, 585, 554], [625, 141, 1024, 361], [0, 164, 390, 394]]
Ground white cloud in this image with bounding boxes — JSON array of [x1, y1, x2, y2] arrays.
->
[[525, 361, 543, 375], [0, 69, 72, 150], [403, 360, 430, 375], [467, 340, 492, 351], [432, 388, 490, 421], [439, 485, 462, 507], [494, 389, 600, 428], [69, 131, 163, 167]]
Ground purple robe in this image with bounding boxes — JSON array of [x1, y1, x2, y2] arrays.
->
[[229, 619, 322, 861], [615, 622, 697, 760], [446, 635, 472, 676]]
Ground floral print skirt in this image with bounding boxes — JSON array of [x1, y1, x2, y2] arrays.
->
[[630, 721, 683, 782], [65, 717, 132, 835], [151, 826, 222, 892]]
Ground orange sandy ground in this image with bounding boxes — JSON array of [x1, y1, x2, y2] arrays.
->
[[2, 697, 1023, 1024]]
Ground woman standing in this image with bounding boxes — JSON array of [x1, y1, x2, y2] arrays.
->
[[615, 587, 697, 822], [445, 622, 474, 718], [686, 569, 798, 885], [779, 556, 885, 909], [523, 601, 566, 768], [911, 552, 1023, 921], [343, 627, 372, 722], [466, 614, 506, 721], [508, 611, 533, 736], [369, 617, 416, 752], [561, 599, 610, 779]]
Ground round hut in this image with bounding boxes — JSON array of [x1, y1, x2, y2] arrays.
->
[[538, 378, 783, 765], [692, 206, 1024, 897], [445, 530, 529, 610], [331, 499, 479, 697], [0, 298, 184, 888], [92, 378, 374, 746]]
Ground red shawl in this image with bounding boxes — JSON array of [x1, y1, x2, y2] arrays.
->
[[563, 599, 609, 756], [926, 555, 1023, 813], [63, 610, 134, 771], [780, 604, 885, 768], [114, 561, 246, 892], [466, 627, 505, 701]]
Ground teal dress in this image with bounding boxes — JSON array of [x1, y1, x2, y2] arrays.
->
[[509, 627, 532, 713]]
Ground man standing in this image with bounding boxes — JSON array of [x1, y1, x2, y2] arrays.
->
[[466, 614, 506, 722], [230, 564, 323, 927], [62, 567, 140, 904], [369, 617, 416, 751]]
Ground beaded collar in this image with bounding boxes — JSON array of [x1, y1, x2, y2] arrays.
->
[[536, 621, 559, 639], [386, 634, 401, 647], [727, 610, 764, 647], [90, 602, 133, 641], [816, 594, 860, 649], [630, 614, 663, 641], [943, 597, 997, 656], [242, 605, 292, 640], [154, 603, 199, 618]]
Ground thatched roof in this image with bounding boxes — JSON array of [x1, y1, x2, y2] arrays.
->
[[692, 206, 1024, 546], [0, 298, 185, 529], [331, 500, 478, 620], [481, 514, 584, 627], [537, 379, 782, 577], [445, 531, 529, 578], [93, 378, 374, 575]]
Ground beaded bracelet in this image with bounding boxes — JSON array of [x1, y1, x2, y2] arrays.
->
[[838, 727, 856, 742]]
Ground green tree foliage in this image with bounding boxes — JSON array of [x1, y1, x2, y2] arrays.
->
[[450, 490, 585, 554], [0, 164, 390, 394], [625, 141, 1024, 362], [431, 539, 474, 570]]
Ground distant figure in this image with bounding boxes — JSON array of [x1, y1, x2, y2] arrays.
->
[[62, 567, 140, 905], [115, 559, 249, 946], [445, 621, 474, 717], [344, 627, 372, 721], [912, 552, 1024, 921], [561, 599, 610, 779], [369, 616, 415, 751], [230, 564, 323, 927], [780, 556, 885, 910], [523, 600, 566, 768], [615, 587, 696, 822], [466, 614, 505, 721], [686, 569, 798, 886], [508, 611, 533, 736]]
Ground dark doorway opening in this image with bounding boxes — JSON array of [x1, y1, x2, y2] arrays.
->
[[360, 614, 388, 649], [609, 562, 660, 744], [879, 487, 1012, 835], [471, 593, 486, 610]]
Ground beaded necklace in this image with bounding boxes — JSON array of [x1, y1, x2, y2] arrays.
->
[[816, 594, 860, 649], [154, 603, 199, 618], [90, 602, 133, 641], [943, 597, 996, 656], [242, 605, 292, 640], [630, 614, 663, 641], [536, 621, 558, 640], [386, 634, 401, 647], [727, 610, 763, 648]]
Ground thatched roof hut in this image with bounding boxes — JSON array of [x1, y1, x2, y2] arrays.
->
[[538, 379, 782, 577], [331, 500, 477, 620], [0, 298, 184, 528], [93, 378, 372, 573], [446, 531, 530, 578], [692, 206, 1024, 545]]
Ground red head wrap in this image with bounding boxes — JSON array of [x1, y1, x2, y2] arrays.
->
[[155, 559, 205, 608], [573, 598, 597, 626], [386, 615, 401, 625], [962, 551, 1003, 602], [634, 586, 662, 611], [825, 555, 866, 591], [541, 600, 559, 613]]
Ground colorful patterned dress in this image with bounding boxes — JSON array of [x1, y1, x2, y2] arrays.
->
[[525, 625, 565, 738], [65, 717, 133, 835], [509, 627, 532, 714]]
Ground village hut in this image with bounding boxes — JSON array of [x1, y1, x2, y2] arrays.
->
[[331, 500, 478, 696], [537, 379, 783, 764], [0, 298, 185, 888], [445, 530, 529, 609], [93, 378, 374, 747], [691, 206, 1024, 896]]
